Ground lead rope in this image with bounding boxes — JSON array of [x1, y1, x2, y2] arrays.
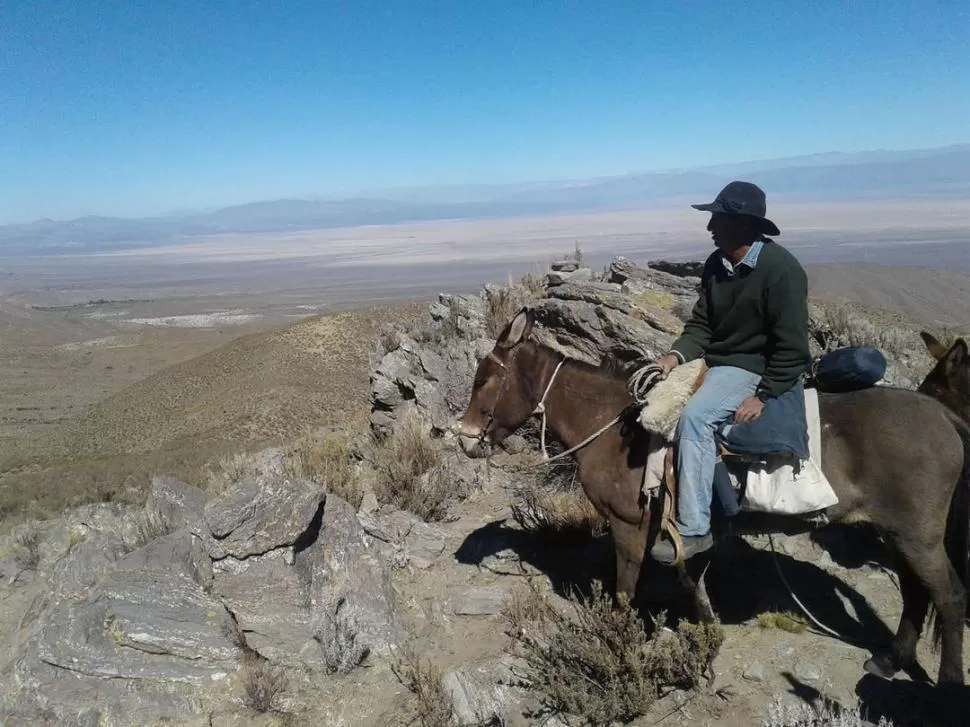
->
[[534, 358, 565, 460], [768, 533, 842, 639]]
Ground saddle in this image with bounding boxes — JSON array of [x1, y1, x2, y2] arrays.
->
[[629, 359, 839, 564]]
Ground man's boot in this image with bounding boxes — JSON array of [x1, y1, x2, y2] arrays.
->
[[650, 533, 714, 565]]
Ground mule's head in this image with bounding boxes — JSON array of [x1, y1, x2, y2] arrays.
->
[[456, 308, 540, 457], [919, 331, 970, 417]]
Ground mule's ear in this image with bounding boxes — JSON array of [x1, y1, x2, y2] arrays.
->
[[920, 331, 948, 360], [944, 339, 968, 378], [497, 307, 534, 349]]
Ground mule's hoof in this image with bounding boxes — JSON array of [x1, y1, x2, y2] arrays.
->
[[863, 653, 899, 680]]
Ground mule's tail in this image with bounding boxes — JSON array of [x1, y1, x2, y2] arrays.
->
[[932, 412, 970, 648]]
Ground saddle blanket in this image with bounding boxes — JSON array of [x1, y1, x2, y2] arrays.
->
[[637, 363, 839, 517]]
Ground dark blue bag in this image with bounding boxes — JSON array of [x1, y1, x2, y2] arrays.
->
[[718, 377, 810, 461], [812, 346, 887, 393]]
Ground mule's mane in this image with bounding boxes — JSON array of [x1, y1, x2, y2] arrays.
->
[[524, 338, 642, 383]]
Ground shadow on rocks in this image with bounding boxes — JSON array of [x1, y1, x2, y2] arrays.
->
[[453, 518, 614, 602], [810, 524, 896, 572], [635, 537, 896, 654], [855, 674, 970, 727]]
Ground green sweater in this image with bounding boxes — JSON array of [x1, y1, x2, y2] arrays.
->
[[669, 240, 811, 400]]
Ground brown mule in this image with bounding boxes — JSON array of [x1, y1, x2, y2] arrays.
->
[[456, 308, 970, 686]]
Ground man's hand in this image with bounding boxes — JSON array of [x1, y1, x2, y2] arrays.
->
[[656, 354, 680, 374], [734, 396, 765, 424]]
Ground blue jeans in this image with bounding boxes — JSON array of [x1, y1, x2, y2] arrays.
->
[[675, 364, 760, 537]]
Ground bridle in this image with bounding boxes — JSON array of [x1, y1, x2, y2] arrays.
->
[[475, 348, 626, 462]]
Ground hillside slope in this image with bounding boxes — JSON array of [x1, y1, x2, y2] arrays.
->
[[805, 263, 970, 329], [0, 300, 428, 523]]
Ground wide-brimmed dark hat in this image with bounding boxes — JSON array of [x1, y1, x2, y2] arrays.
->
[[691, 180, 780, 236]]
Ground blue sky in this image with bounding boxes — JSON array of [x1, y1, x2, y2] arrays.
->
[[1, 0, 968, 223]]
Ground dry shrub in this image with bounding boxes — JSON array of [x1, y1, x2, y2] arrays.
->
[[811, 304, 913, 359], [372, 413, 450, 521], [11, 521, 41, 571], [285, 430, 363, 509], [391, 646, 456, 727], [763, 695, 895, 727], [315, 596, 370, 675], [511, 487, 606, 542], [484, 274, 546, 338], [504, 582, 724, 725], [240, 651, 286, 713], [204, 450, 275, 493]]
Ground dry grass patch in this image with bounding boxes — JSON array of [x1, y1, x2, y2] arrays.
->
[[504, 582, 724, 725], [10, 520, 42, 572], [511, 486, 606, 542], [284, 430, 363, 509], [756, 611, 809, 635], [371, 412, 450, 522], [391, 646, 456, 727]]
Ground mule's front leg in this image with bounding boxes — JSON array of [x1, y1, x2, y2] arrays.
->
[[610, 518, 650, 604]]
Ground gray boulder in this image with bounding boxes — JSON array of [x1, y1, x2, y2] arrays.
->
[[199, 471, 325, 560], [296, 496, 405, 658], [358, 505, 448, 569], [531, 297, 674, 366]]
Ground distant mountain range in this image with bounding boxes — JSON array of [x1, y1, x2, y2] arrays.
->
[[3, 143, 968, 256]]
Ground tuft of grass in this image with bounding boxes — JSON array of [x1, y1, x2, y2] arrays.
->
[[504, 582, 724, 725], [204, 450, 278, 493], [391, 646, 456, 727], [630, 291, 675, 312], [240, 651, 287, 714], [763, 695, 895, 726], [285, 430, 363, 510], [126, 504, 174, 551], [756, 611, 809, 634], [371, 413, 450, 522], [315, 596, 370, 675]]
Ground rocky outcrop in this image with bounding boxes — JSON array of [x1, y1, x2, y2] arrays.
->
[[0, 458, 406, 725], [367, 256, 693, 433]]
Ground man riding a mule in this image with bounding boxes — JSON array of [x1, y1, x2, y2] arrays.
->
[[649, 181, 812, 565]]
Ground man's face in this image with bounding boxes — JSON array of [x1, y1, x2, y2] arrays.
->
[[707, 211, 752, 251]]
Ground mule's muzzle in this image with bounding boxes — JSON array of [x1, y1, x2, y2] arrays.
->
[[459, 434, 488, 458], [454, 421, 489, 458]]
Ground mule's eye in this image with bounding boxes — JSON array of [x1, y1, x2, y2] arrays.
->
[[474, 377, 487, 388]]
